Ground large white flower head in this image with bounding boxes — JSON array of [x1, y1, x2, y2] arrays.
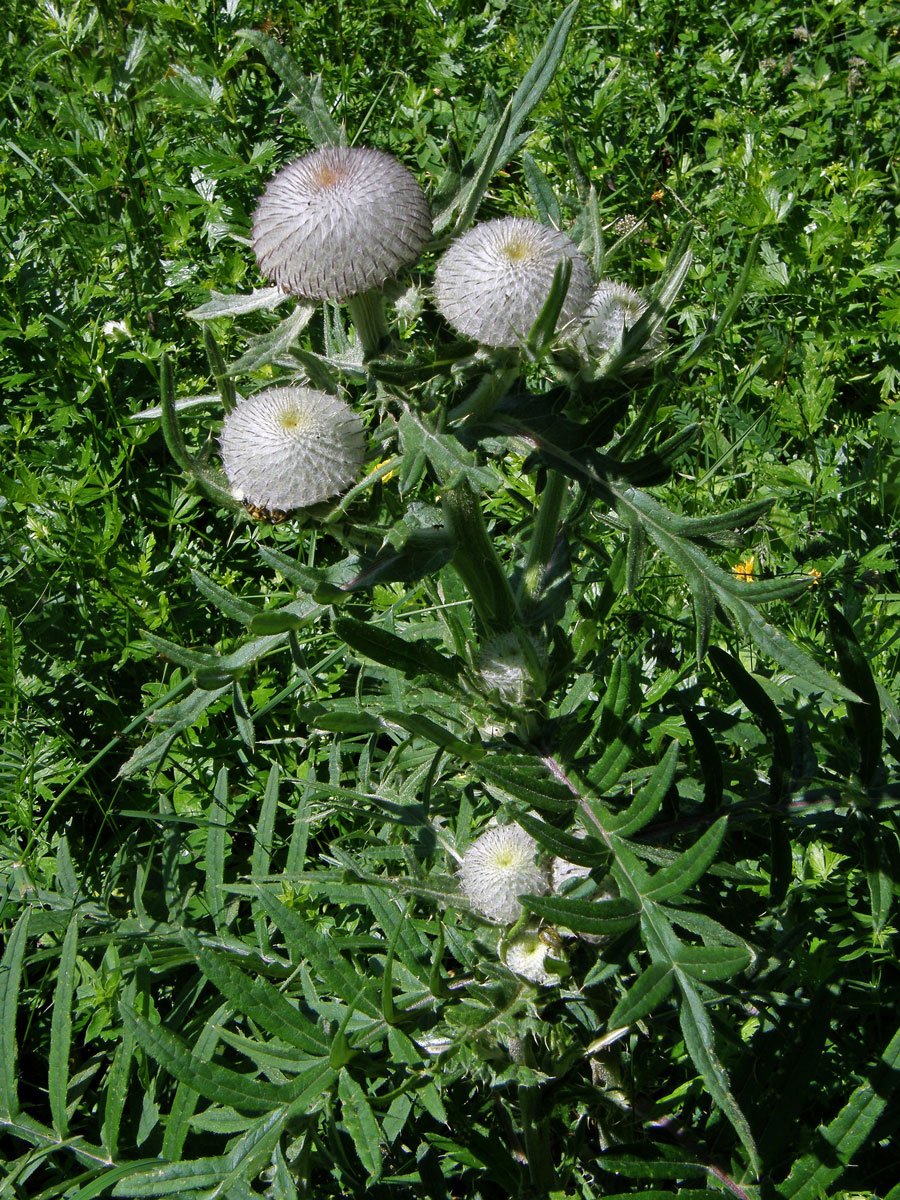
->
[[502, 928, 564, 986], [458, 824, 547, 924], [573, 280, 666, 366], [433, 217, 594, 349], [251, 146, 432, 301], [220, 386, 364, 510]]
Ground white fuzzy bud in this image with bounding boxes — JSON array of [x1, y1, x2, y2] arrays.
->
[[433, 217, 594, 348], [220, 386, 364, 510], [503, 928, 563, 985], [458, 824, 547, 924], [252, 147, 432, 301], [573, 279, 666, 366], [475, 631, 547, 706]]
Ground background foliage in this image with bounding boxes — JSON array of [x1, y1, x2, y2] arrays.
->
[[1, 0, 899, 1196]]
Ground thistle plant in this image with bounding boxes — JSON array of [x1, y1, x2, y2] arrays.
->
[[12, 4, 887, 1197]]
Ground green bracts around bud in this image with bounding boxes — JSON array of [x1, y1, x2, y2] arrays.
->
[[442, 480, 518, 634]]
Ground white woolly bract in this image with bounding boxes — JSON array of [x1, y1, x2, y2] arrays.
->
[[503, 930, 561, 986], [458, 824, 547, 924], [574, 279, 666, 364], [220, 386, 364, 510], [433, 217, 594, 348], [550, 855, 592, 892], [476, 632, 546, 705], [252, 147, 432, 300]]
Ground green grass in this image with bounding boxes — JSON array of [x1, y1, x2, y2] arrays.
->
[[1, 0, 899, 1196]]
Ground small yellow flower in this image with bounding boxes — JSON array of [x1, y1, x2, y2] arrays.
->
[[733, 554, 755, 583], [808, 567, 822, 587]]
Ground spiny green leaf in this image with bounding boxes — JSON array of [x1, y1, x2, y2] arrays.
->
[[678, 976, 759, 1173], [48, 915, 78, 1137], [609, 962, 675, 1028], [187, 286, 288, 322], [339, 1070, 383, 1182], [255, 890, 381, 1018], [605, 741, 679, 836], [434, 0, 580, 235], [595, 1152, 708, 1181], [674, 943, 750, 982], [190, 569, 260, 623], [477, 754, 575, 812], [0, 908, 29, 1119], [161, 1005, 229, 1162], [237, 32, 343, 146], [189, 940, 328, 1056], [514, 811, 607, 866], [828, 605, 883, 785], [709, 646, 791, 799], [122, 1004, 303, 1113], [333, 616, 462, 683], [643, 817, 728, 902], [522, 894, 639, 936], [382, 710, 484, 760], [777, 1022, 900, 1200], [203, 323, 237, 414], [521, 150, 561, 227]]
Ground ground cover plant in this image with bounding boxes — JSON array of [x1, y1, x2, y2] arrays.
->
[[1, 0, 900, 1196]]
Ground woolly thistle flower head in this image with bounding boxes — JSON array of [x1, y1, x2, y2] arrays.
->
[[251, 147, 432, 301], [220, 386, 364, 511], [502, 928, 564, 986], [458, 824, 547, 924], [475, 631, 547, 707], [433, 217, 594, 349], [572, 280, 666, 366]]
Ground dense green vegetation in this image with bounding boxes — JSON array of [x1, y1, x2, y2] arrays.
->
[[1, 0, 899, 1195]]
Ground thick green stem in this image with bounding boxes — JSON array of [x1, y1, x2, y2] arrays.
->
[[521, 469, 568, 605], [515, 1038, 557, 1192], [442, 479, 518, 634], [346, 290, 389, 359], [448, 363, 520, 423]]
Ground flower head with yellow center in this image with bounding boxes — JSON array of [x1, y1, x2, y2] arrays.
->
[[220, 386, 364, 511], [433, 217, 594, 349], [458, 824, 547, 924]]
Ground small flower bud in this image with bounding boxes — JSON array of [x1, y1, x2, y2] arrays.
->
[[503, 928, 564, 985], [475, 631, 547, 706], [573, 279, 666, 367]]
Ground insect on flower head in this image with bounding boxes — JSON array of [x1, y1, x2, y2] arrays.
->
[[502, 927, 565, 985]]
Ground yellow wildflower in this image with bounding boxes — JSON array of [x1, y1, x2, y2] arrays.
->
[[733, 554, 755, 583]]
